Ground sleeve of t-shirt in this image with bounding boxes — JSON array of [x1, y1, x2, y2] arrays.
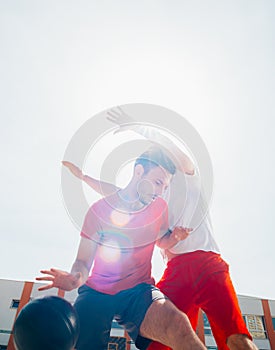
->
[[80, 204, 102, 241]]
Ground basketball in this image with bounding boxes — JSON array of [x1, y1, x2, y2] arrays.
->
[[13, 296, 80, 350]]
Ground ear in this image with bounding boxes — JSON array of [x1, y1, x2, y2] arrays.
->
[[134, 164, 145, 178]]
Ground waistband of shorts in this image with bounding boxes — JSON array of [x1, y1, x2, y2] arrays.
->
[[168, 250, 221, 264]]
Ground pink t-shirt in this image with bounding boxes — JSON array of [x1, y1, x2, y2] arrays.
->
[[81, 196, 168, 295]]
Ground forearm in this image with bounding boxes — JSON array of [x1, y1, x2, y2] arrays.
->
[[82, 175, 120, 196], [70, 259, 90, 287], [156, 226, 190, 249], [156, 230, 181, 250], [107, 107, 194, 174], [129, 125, 194, 175]]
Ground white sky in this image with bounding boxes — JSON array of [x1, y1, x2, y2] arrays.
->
[[0, 0, 274, 299]]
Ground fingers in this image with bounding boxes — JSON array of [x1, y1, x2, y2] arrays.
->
[[106, 111, 117, 119], [37, 283, 54, 291], [109, 108, 121, 117], [173, 227, 192, 241], [106, 111, 114, 118], [36, 267, 72, 292], [106, 113, 118, 124], [106, 106, 133, 130], [36, 269, 61, 283], [62, 160, 73, 167], [36, 272, 55, 291], [174, 227, 193, 233], [116, 105, 125, 114], [174, 235, 188, 241], [62, 161, 77, 169], [39, 269, 56, 276], [174, 234, 187, 241], [50, 268, 62, 274], [106, 115, 116, 124], [36, 269, 56, 285], [36, 268, 62, 291], [107, 107, 125, 121], [36, 276, 54, 282]]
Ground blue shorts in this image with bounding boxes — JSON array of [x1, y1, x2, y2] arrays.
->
[[74, 283, 166, 350]]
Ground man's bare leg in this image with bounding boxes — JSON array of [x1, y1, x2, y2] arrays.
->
[[227, 334, 258, 350], [140, 299, 206, 350]]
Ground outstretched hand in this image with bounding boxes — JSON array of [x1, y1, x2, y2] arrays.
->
[[62, 161, 84, 180], [106, 106, 135, 133], [36, 268, 83, 292]]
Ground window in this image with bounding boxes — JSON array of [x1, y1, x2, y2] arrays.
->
[[203, 313, 212, 335], [243, 315, 267, 339], [272, 317, 275, 330], [10, 299, 20, 309], [108, 337, 126, 350]]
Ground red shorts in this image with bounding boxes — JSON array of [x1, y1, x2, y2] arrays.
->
[[148, 251, 251, 350]]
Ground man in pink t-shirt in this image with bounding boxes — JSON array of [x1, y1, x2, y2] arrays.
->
[[80, 191, 167, 295], [37, 147, 206, 350]]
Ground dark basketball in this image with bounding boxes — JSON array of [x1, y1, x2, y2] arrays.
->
[[13, 296, 80, 350]]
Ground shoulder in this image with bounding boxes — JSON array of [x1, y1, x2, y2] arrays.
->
[[88, 193, 116, 211], [153, 197, 168, 211]]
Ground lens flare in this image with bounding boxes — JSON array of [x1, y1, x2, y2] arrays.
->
[[98, 239, 121, 263], [110, 210, 131, 226]]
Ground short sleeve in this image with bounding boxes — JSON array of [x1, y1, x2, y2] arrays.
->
[[80, 205, 102, 241]]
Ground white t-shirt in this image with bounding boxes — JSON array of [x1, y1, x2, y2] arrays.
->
[[164, 172, 220, 254], [127, 123, 220, 254]]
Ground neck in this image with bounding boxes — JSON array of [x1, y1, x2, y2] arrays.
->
[[116, 182, 146, 212]]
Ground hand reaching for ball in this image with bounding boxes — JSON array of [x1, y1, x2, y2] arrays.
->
[[36, 268, 83, 291]]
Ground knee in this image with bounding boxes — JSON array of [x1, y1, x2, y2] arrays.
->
[[227, 334, 258, 350], [165, 309, 193, 339]]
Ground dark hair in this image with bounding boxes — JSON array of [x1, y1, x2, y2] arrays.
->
[[134, 146, 176, 175]]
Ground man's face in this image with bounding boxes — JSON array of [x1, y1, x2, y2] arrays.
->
[[137, 166, 172, 205]]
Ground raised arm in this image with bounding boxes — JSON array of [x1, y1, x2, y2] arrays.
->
[[107, 106, 195, 175], [62, 161, 120, 196]]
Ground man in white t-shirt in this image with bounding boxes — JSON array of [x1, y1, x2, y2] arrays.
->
[[150, 170, 254, 350]]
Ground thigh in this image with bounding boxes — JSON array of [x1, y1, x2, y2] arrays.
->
[[116, 284, 166, 350], [139, 298, 201, 350], [157, 259, 199, 329], [139, 298, 179, 345], [198, 263, 251, 349], [74, 285, 115, 350]]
